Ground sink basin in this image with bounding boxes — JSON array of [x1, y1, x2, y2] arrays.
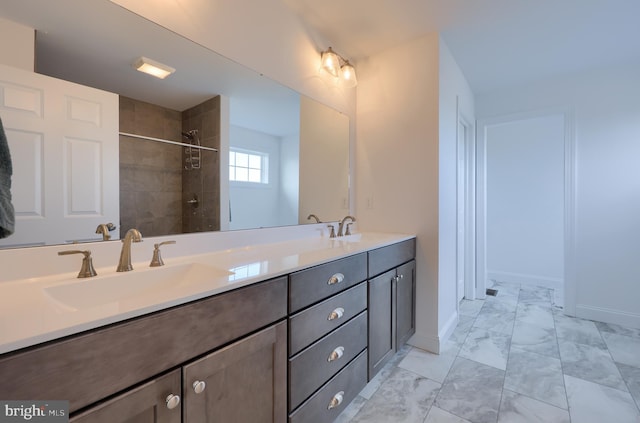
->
[[43, 262, 233, 310]]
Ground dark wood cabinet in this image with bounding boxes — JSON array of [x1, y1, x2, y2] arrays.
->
[[183, 321, 287, 423], [70, 370, 182, 423], [367, 239, 416, 380], [367, 269, 396, 378], [396, 260, 416, 347]]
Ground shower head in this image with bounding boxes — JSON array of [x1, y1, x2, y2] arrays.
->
[[181, 131, 194, 140]]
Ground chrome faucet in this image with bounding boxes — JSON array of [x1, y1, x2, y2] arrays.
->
[[337, 215, 356, 237], [117, 229, 142, 272]]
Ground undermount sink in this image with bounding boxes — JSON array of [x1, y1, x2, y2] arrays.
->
[[43, 262, 233, 310]]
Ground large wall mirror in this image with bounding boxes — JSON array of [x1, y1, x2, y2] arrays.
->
[[0, 0, 349, 249]]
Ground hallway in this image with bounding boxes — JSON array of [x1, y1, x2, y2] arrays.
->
[[336, 282, 640, 423]]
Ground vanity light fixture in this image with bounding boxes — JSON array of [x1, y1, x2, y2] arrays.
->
[[133, 56, 175, 79], [320, 47, 357, 87], [340, 60, 357, 88]]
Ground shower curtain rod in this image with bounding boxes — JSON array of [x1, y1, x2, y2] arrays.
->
[[119, 132, 218, 152]]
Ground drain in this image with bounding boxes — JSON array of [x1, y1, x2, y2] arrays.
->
[[486, 288, 498, 296]]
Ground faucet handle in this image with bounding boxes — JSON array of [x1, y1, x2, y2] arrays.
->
[[150, 241, 176, 267], [58, 250, 97, 278], [327, 225, 336, 239], [345, 223, 353, 236]]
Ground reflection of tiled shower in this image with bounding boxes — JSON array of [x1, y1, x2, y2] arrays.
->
[[181, 96, 221, 233], [118, 96, 220, 237]]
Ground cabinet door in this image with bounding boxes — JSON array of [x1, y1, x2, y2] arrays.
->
[[70, 370, 181, 423], [367, 269, 396, 379], [183, 321, 287, 423], [396, 260, 416, 347]]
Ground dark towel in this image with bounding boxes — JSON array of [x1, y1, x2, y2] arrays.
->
[[0, 116, 15, 239]]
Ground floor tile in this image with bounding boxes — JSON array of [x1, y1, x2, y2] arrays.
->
[[350, 367, 440, 423], [564, 374, 640, 423], [459, 326, 511, 370], [459, 299, 485, 317], [425, 406, 472, 423], [511, 320, 559, 358], [518, 287, 551, 306], [474, 303, 516, 335], [435, 357, 504, 423], [398, 347, 457, 383], [515, 303, 554, 329], [553, 311, 607, 348], [449, 315, 475, 347], [617, 362, 640, 410], [498, 389, 570, 423], [504, 348, 567, 409], [596, 321, 640, 340], [602, 332, 640, 368], [558, 338, 627, 391]]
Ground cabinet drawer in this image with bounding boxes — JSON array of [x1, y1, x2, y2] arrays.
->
[[289, 282, 366, 355], [289, 311, 367, 411], [368, 238, 416, 277], [289, 253, 367, 313], [289, 350, 367, 423], [0, 277, 287, 413]]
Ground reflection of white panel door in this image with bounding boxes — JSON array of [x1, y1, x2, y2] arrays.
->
[[0, 64, 119, 248]]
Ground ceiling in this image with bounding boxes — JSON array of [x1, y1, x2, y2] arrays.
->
[[285, 0, 640, 94]]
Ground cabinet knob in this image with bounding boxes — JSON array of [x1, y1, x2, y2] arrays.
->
[[327, 391, 344, 409], [327, 346, 345, 362], [327, 273, 345, 285], [327, 307, 345, 321], [165, 394, 180, 410], [192, 380, 206, 394]]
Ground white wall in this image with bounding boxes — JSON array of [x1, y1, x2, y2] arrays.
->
[[484, 114, 565, 288], [476, 62, 640, 329], [0, 17, 34, 71], [438, 40, 476, 343], [280, 132, 299, 225]]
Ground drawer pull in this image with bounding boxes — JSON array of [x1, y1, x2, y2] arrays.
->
[[328, 273, 345, 285], [328, 307, 345, 321], [327, 391, 344, 409], [328, 346, 345, 362], [165, 394, 181, 410], [192, 380, 206, 394]]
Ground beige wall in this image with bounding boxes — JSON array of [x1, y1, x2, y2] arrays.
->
[[0, 17, 34, 71], [356, 34, 441, 352]]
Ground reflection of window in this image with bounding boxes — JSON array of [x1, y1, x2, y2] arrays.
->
[[229, 149, 269, 183]]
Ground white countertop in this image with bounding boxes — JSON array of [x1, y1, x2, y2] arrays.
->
[[0, 232, 414, 355]]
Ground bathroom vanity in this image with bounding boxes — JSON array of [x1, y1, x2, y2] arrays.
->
[[0, 233, 415, 423]]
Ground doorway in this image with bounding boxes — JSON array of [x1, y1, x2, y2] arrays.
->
[[476, 110, 572, 308]]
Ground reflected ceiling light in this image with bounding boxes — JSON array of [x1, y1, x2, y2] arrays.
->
[[133, 56, 175, 79], [320, 47, 357, 87]]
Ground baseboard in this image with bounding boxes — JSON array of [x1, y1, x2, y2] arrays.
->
[[575, 304, 640, 330], [488, 270, 562, 290], [407, 311, 458, 354]]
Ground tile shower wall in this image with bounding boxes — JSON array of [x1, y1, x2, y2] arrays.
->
[[181, 96, 220, 233], [119, 96, 183, 237]]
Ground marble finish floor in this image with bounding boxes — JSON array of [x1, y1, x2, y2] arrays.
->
[[335, 282, 640, 423]]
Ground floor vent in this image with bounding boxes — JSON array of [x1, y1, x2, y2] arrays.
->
[[486, 288, 498, 296]]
